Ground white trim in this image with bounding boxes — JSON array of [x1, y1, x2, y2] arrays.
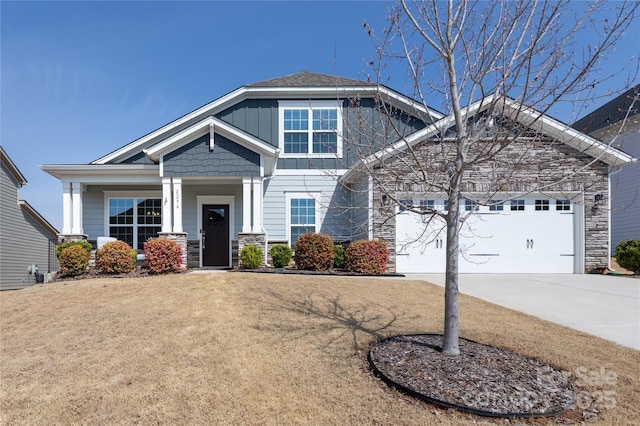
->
[[285, 192, 322, 246], [71, 182, 83, 234], [62, 182, 72, 234], [161, 178, 172, 233], [90, 84, 443, 166], [196, 195, 236, 268], [341, 94, 634, 183], [278, 100, 344, 159], [251, 179, 262, 233], [172, 178, 183, 233], [273, 169, 348, 176], [242, 178, 252, 233], [41, 164, 159, 180], [209, 122, 215, 151]]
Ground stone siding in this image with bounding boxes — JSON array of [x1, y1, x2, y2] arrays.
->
[[237, 233, 266, 268], [371, 138, 610, 273]]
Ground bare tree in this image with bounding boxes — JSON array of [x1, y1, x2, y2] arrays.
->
[[346, 0, 639, 355]]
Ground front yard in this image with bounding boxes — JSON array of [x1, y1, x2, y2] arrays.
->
[[1, 273, 639, 425]]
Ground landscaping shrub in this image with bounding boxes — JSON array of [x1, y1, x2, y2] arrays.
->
[[55, 240, 92, 259], [615, 239, 640, 274], [240, 244, 263, 269], [293, 233, 334, 271], [144, 238, 183, 274], [269, 244, 292, 268], [344, 239, 389, 275], [333, 244, 345, 268], [96, 240, 136, 274], [58, 245, 90, 276]]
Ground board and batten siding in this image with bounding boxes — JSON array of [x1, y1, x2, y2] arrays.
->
[[1, 161, 58, 290], [350, 176, 371, 242], [263, 174, 352, 243]]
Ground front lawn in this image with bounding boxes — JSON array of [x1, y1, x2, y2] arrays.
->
[[1, 273, 638, 425]]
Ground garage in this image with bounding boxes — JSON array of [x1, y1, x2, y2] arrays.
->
[[396, 196, 576, 273]]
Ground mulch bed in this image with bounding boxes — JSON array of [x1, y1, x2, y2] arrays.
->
[[229, 267, 404, 277], [369, 334, 575, 418]]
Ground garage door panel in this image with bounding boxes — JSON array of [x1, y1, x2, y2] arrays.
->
[[395, 197, 575, 273]]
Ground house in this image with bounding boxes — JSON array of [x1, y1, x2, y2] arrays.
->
[[41, 72, 633, 274], [573, 84, 640, 254], [1, 147, 59, 290]]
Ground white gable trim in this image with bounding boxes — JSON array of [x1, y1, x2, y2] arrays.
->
[[342, 95, 634, 183], [143, 116, 277, 163], [92, 84, 442, 165]]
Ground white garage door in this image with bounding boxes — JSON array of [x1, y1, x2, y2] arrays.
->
[[396, 197, 575, 273]]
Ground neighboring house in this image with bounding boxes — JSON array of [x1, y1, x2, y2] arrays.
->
[[574, 84, 640, 254], [1, 147, 59, 290], [41, 72, 633, 273]]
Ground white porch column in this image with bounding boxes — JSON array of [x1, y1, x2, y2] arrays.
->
[[251, 178, 262, 233], [62, 182, 73, 234], [242, 177, 252, 233], [71, 182, 83, 234], [172, 177, 183, 233], [162, 177, 173, 232]]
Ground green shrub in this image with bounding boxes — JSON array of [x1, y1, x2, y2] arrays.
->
[[144, 238, 183, 274], [96, 240, 136, 274], [240, 244, 263, 269], [55, 240, 92, 259], [269, 244, 292, 268], [344, 239, 389, 275], [333, 244, 345, 269], [293, 233, 335, 271], [59, 245, 90, 276], [615, 240, 640, 274]]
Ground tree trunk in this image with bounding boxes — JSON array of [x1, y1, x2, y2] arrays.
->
[[442, 189, 461, 355]]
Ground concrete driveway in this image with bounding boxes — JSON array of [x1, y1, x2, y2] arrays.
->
[[404, 274, 640, 350]]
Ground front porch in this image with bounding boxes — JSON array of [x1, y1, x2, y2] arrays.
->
[[58, 176, 269, 270]]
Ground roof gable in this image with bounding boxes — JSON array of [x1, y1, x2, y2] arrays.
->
[[1, 147, 28, 186], [91, 72, 443, 165], [343, 95, 634, 182]]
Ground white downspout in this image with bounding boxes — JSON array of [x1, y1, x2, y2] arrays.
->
[[260, 150, 280, 266]]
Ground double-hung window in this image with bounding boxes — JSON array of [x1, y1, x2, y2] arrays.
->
[[279, 101, 342, 157], [107, 196, 161, 251], [286, 193, 320, 246]]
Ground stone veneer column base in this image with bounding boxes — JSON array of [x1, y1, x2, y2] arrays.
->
[[58, 234, 88, 244], [158, 232, 188, 271], [237, 233, 266, 268]]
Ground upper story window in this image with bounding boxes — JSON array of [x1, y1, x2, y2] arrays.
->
[[279, 101, 343, 158]]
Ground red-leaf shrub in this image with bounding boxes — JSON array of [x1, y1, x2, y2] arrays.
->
[[293, 233, 335, 271], [144, 238, 183, 273], [59, 245, 90, 276], [344, 240, 389, 275], [96, 240, 136, 274]]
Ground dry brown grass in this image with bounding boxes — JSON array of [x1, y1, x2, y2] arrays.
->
[[1, 273, 638, 425]]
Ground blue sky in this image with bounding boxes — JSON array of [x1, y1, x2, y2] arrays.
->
[[1, 1, 638, 230]]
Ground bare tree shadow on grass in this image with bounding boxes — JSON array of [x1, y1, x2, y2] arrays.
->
[[249, 288, 421, 358]]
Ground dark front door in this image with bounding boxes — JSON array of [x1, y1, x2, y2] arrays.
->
[[202, 204, 230, 266]]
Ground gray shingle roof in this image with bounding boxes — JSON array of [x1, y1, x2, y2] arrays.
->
[[573, 84, 640, 133], [246, 71, 375, 88]]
